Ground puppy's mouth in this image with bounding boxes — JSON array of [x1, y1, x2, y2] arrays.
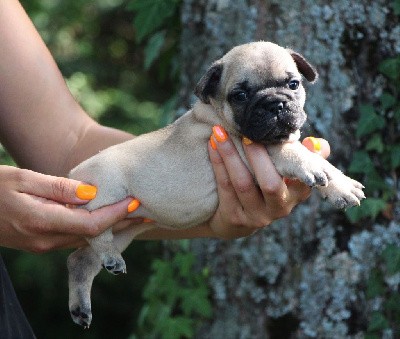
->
[[239, 100, 306, 145]]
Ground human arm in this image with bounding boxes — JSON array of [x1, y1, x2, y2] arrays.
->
[[0, 0, 329, 250]]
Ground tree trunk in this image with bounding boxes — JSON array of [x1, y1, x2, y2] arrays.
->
[[179, 0, 400, 338]]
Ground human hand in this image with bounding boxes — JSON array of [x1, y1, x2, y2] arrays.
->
[[207, 126, 330, 239], [0, 165, 136, 253]]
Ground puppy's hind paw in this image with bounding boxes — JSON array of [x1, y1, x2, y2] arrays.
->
[[101, 255, 127, 275], [70, 305, 92, 329]]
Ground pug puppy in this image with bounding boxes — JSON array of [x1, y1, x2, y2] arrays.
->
[[67, 41, 365, 327]]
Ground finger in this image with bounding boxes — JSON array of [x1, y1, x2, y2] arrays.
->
[[208, 140, 241, 205], [242, 140, 286, 200], [24, 218, 142, 253], [285, 179, 312, 203], [302, 137, 331, 159], [16, 168, 97, 204], [27, 196, 133, 237], [211, 128, 264, 211]]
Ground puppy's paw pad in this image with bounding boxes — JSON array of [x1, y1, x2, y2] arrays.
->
[[102, 256, 127, 275], [313, 172, 329, 187], [333, 197, 352, 209], [299, 170, 328, 187], [70, 305, 92, 329], [318, 175, 365, 209]]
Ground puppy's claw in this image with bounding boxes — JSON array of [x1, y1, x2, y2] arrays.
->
[[70, 305, 92, 328], [102, 255, 126, 275]]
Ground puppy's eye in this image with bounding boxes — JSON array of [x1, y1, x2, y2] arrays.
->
[[288, 80, 300, 90], [233, 91, 248, 102]]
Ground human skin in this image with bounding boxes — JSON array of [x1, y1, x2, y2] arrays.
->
[[0, 0, 329, 252]]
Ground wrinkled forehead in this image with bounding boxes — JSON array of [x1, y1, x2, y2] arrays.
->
[[221, 43, 300, 90]]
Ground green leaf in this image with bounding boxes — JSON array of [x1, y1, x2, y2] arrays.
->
[[173, 252, 195, 278], [395, 0, 400, 15], [383, 293, 400, 311], [394, 106, 400, 121], [345, 198, 387, 223], [162, 317, 194, 339], [365, 134, 384, 153], [181, 287, 212, 318], [129, 0, 179, 42], [367, 312, 389, 332], [378, 57, 400, 80], [389, 144, 400, 169], [366, 269, 385, 298], [356, 105, 385, 138], [381, 244, 400, 275], [348, 151, 375, 174], [380, 92, 396, 110], [365, 333, 381, 339], [144, 31, 166, 69], [365, 170, 389, 192]]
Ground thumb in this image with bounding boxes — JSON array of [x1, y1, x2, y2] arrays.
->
[[302, 137, 331, 159], [17, 169, 97, 205]]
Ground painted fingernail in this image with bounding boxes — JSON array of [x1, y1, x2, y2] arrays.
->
[[209, 136, 217, 150], [128, 199, 140, 213], [76, 184, 97, 200], [303, 136, 321, 153], [242, 137, 253, 145], [143, 218, 154, 223], [284, 177, 298, 185], [212, 125, 228, 143]]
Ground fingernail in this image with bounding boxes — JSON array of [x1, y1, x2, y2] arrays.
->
[[242, 137, 253, 145], [212, 125, 228, 143], [209, 136, 217, 150], [303, 136, 321, 153], [143, 218, 154, 223], [284, 177, 297, 185], [76, 184, 97, 200], [128, 199, 140, 213]]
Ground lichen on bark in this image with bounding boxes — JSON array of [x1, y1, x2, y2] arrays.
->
[[179, 0, 400, 337]]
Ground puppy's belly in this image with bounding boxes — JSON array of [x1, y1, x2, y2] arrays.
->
[[70, 135, 218, 229]]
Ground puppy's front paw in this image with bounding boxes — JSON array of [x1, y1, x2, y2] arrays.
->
[[318, 175, 365, 209], [101, 254, 127, 275], [293, 158, 331, 187]]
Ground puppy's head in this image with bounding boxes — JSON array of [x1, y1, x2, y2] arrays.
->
[[195, 41, 318, 144]]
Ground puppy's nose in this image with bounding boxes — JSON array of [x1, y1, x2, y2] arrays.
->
[[267, 101, 285, 115]]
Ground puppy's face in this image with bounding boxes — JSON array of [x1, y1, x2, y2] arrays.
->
[[195, 42, 318, 144]]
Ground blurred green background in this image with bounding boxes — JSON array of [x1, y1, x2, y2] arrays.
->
[[0, 1, 183, 338]]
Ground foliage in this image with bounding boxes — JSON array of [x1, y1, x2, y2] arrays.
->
[[1, 1, 183, 338], [345, 53, 400, 223], [364, 244, 400, 338], [131, 244, 212, 339], [128, 0, 181, 79]]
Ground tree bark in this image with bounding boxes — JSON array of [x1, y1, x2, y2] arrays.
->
[[179, 0, 400, 338]]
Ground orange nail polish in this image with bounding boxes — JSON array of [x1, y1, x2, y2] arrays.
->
[[143, 218, 154, 223], [128, 199, 140, 213], [209, 136, 217, 150], [303, 136, 321, 153], [242, 137, 253, 145], [212, 125, 228, 143], [76, 184, 97, 200], [284, 177, 298, 185]]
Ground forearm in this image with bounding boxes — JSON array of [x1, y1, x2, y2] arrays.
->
[[0, 1, 133, 176], [60, 122, 134, 176], [134, 222, 217, 240]]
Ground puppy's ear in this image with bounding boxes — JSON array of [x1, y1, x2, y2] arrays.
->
[[195, 62, 223, 104], [288, 50, 318, 83]]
